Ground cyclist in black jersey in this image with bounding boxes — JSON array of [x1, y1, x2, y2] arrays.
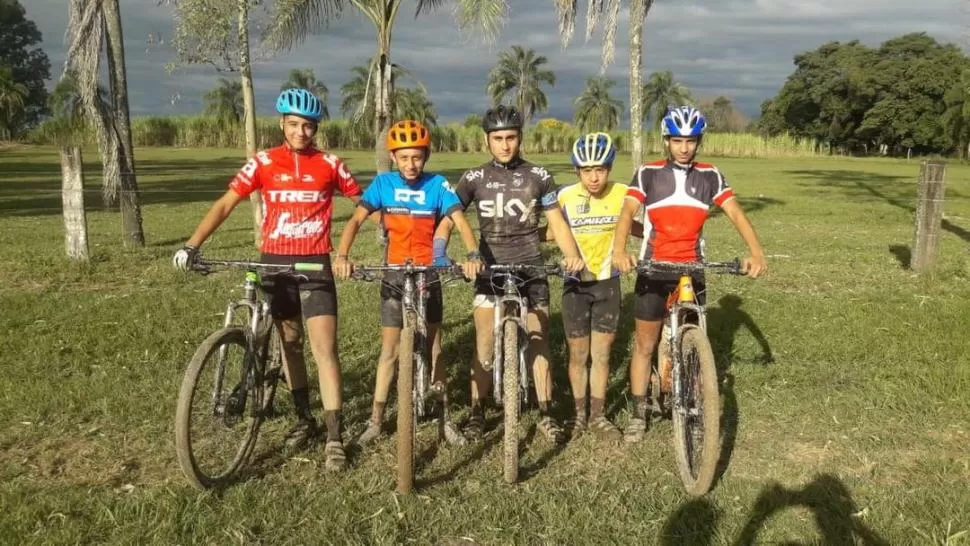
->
[[434, 105, 585, 443]]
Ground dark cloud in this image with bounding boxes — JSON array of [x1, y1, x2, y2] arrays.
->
[[24, 0, 967, 125]]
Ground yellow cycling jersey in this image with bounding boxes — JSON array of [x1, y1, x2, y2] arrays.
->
[[558, 181, 645, 281]]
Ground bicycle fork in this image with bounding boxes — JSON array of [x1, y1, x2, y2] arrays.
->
[[214, 274, 267, 421], [491, 294, 530, 408]]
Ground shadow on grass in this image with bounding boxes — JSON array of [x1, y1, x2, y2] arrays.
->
[[706, 294, 773, 488]]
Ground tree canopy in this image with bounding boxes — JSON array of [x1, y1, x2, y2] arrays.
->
[[0, 0, 51, 137]]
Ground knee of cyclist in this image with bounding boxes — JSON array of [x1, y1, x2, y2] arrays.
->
[[634, 338, 657, 358]]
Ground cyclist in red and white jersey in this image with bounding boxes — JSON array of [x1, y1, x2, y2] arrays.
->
[[173, 88, 362, 470], [612, 105, 767, 442]]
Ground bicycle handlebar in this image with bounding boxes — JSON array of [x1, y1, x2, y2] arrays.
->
[[191, 257, 325, 275], [350, 263, 467, 283], [635, 258, 744, 276], [486, 263, 566, 276]]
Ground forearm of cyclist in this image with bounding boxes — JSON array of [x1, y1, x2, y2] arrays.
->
[[721, 198, 767, 276], [611, 200, 640, 272], [448, 210, 479, 256], [348, 194, 381, 227], [334, 205, 370, 260], [185, 189, 245, 248], [544, 208, 584, 271]]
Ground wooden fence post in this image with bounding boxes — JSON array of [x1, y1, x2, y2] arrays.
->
[[910, 160, 947, 272]]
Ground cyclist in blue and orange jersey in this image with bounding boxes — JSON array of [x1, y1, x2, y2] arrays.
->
[[612, 105, 768, 442], [172, 88, 368, 471], [433, 105, 585, 444], [332, 120, 483, 447], [554, 132, 646, 442]]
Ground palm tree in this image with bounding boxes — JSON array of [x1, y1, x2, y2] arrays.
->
[[574, 76, 624, 132], [341, 63, 437, 132], [486, 45, 556, 126], [555, 0, 655, 165], [204, 78, 244, 124], [642, 70, 693, 130], [261, 0, 510, 172], [281, 68, 330, 120], [0, 66, 29, 139], [65, 0, 144, 246]]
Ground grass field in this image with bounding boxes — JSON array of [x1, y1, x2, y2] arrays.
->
[[1, 145, 969, 545]]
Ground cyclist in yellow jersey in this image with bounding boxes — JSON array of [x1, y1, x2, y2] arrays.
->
[[555, 133, 645, 441]]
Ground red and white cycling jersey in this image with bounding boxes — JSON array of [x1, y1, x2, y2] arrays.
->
[[628, 160, 736, 262], [229, 144, 362, 255]]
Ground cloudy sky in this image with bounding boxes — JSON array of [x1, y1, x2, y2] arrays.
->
[[23, 0, 968, 126]]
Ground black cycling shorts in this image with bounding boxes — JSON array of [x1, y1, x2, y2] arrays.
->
[[633, 273, 706, 322], [561, 277, 621, 338], [259, 253, 337, 320], [473, 257, 550, 310], [379, 270, 444, 328]]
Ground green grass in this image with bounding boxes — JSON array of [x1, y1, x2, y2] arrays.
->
[[2, 145, 970, 545]]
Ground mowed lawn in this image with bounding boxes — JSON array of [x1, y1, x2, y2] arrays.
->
[[1, 145, 969, 545]]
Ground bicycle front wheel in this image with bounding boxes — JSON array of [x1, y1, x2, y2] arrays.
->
[[502, 319, 520, 484], [396, 311, 417, 495], [175, 326, 262, 490], [672, 325, 721, 496]]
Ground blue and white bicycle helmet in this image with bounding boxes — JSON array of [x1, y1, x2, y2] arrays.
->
[[661, 105, 706, 137], [570, 132, 617, 168], [276, 88, 323, 121]]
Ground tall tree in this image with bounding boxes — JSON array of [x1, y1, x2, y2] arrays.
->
[[168, 0, 263, 246], [641, 70, 692, 130], [65, 0, 145, 246], [262, 0, 509, 173], [942, 69, 970, 158], [340, 63, 436, 129], [554, 0, 655, 166], [103, 0, 144, 246], [486, 45, 556, 126], [0, 0, 51, 137], [204, 77, 244, 124], [281, 68, 330, 119], [573, 76, 623, 132], [0, 65, 28, 139]]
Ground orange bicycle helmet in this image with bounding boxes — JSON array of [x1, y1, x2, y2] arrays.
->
[[387, 120, 431, 151]]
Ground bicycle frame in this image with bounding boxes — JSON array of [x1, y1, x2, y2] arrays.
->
[[490, 273, 530, 408]]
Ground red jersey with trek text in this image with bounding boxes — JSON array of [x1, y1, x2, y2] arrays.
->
[[228, 144, 362, 255], [628, 160, 736, 262]]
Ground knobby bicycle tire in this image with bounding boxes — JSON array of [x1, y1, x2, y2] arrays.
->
[[502, 319, 520, 484], [175, 326, 263, 490], [396, 310, 417, 495], [260, 321, 283, 416], [672, 324, 721, 497]]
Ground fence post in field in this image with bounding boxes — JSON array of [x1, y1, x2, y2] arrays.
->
[[910, 160, 947, 273]]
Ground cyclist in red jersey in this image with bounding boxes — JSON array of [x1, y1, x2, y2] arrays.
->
[[333, 120, 482, 447], [173, 88, 363, 470], [612, 105, 767, 442]]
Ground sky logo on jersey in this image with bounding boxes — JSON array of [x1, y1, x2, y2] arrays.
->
[[266, 190, 329, 203], [465, 169, 485, 182], [479, 193, 536, 222], [530, 166, 551, 181], [394, 188, 426, 205], [268, 212, 324, 239]]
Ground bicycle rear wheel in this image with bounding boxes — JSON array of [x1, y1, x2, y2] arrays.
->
[[672, 324, 721, 496], [175, 326, 263, 490], [502, 319, 520, 484], [396, 310, 417, 495]]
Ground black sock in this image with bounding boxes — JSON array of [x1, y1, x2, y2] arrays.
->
[[323, 410, 342, 442], [292, 388, 312, 420], [633, 396, 647, 419], [574, 397, 587, 417], [590, 397, 605, 419], [538, 400, 550, 414]]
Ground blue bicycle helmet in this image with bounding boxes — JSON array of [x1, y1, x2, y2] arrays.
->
[[276, 88, 323, 121], [661, 105, 706, 137], [570, 132, 617, 168]]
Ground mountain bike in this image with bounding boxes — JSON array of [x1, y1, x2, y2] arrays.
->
[[350, 261, 467, 495], [174, 257, 324, 490], [483, 263, 565, 484], [637, 258, 743, 497]]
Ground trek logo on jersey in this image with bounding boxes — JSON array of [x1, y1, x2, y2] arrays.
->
[[268, 212, 324, 239], [265, 189, 330, 203], [394, 188, 426, 205], [530, 166, 551, 181], [478, 193, 536, 222]]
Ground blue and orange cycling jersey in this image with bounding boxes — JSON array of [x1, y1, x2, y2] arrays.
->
[[359, 171, 462, 265]]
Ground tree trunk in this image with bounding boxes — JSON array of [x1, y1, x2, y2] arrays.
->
[[238, 0, 262, 248], [374, 53, 393, 173], [103, 0, 145, 246], [629, 0, 650, 168], [60, 146, 89, 262]]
